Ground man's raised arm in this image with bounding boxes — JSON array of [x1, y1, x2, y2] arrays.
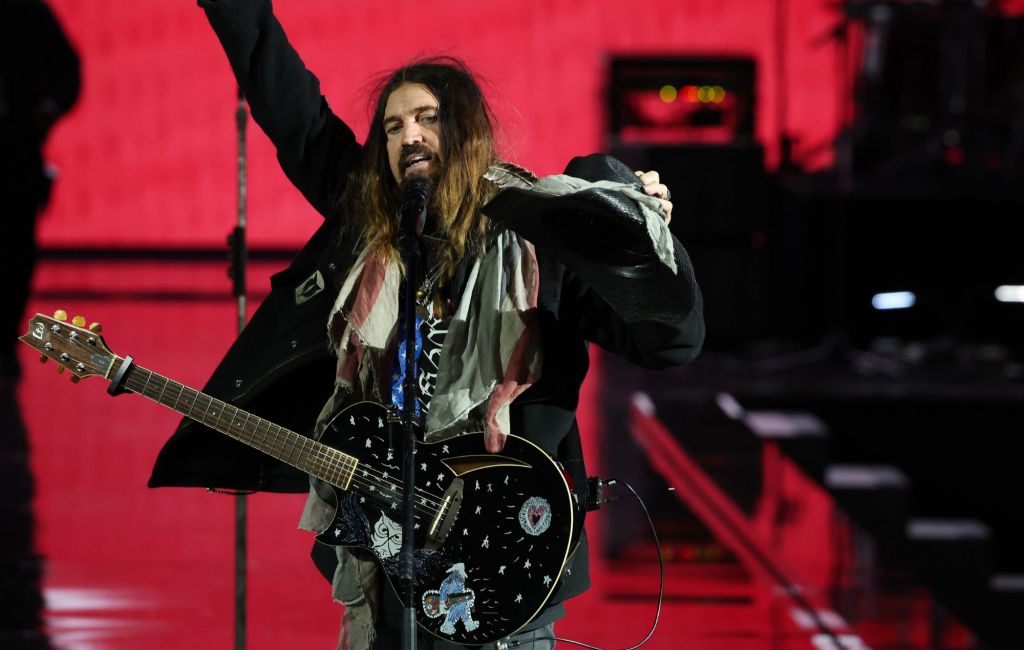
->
[[198, 0, 360, 216]]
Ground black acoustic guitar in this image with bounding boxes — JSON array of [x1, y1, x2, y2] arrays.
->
[[20, 311, 584, 645]]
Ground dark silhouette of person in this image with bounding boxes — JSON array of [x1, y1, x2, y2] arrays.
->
[[0, 384, 53, 649], [0, 0, 80, 381]]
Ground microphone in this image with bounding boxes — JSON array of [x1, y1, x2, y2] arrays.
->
[[399, 177, 434, 240]]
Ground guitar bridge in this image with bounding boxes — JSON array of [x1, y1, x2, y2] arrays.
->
[[425, 477, 463, 550]]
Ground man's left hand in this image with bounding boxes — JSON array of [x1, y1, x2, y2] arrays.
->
[[635, 170, 673, 225], [485, 429, 507, 453]]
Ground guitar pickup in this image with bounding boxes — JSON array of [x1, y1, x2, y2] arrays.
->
[[425, 478, 463, 551]]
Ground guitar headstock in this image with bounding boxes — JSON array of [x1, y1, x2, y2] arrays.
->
[[19, 311, 115, 383]]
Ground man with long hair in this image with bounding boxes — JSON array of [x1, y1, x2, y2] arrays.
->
[[149, 2, 704, 648], [344, 58, 501, 288]]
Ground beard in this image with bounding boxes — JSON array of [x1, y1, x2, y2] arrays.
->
[[399, 142, 443, 184]]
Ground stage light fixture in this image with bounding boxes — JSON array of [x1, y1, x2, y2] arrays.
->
[[995, 285, 1024, 303], [871, 291, 916, 310]]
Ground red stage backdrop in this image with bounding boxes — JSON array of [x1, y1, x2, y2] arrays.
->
[[40, 0, 844, 249]]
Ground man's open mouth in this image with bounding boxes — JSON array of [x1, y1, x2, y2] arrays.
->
[[401, 147, 436, 174]]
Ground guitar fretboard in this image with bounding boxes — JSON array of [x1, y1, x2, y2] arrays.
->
[[111, 356, 356, 489]]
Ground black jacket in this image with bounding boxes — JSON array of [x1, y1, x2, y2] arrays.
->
[[149, 0, 704, 607]]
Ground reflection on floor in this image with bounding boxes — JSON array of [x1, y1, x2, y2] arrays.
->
[[2, 260, 993, 649]]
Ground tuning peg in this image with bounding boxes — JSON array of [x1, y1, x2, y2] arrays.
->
[[70, 376, 81, 384], [53, 309, 68, 322], [72, 315, 86, 327], [39, 354, 48, 364], [57, 366, 65, 374], [89, 322, 102, 333]]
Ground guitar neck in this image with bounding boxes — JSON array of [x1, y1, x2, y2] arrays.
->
[[109, 356, 356, 488]]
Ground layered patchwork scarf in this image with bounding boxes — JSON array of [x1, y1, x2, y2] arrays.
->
[[325, 228, 542, 442]]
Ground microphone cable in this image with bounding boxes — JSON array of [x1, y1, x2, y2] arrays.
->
[[497, 479, 664, 650]]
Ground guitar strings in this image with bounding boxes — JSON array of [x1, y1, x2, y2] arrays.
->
[[65, 335, 452, 517], [144, 372, 451, 513], [119, 367, 451, 521], [201, 402, 453, 510], [297, 424, 450, 505], [341, 476, 452, 524], [302, 454, 453, 520]]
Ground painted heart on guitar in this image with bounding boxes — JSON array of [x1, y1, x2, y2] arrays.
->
[[519, 496, 552, 536], [529, 504, 546, 527]]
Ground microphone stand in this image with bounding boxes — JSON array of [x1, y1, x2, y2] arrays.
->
[[397, 180, 430, 650], [227, 86, 249, 650]]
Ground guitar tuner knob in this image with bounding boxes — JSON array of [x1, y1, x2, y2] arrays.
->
[[75, 363, 86, 373], [39, 355, 48, 364], [89, 322, 102, 333], [53, 310, 68, 322], [59, 353, 70, 362], [57, 366, 65, 375], [72, 315, 86, 327], [70, 376, 81, 384]]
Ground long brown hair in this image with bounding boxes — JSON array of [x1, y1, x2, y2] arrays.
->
[[338, 57, 499, 284]]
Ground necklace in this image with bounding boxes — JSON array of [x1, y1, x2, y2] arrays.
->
[[415, 261, 443, 320], [415, 233, 448, 319]]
